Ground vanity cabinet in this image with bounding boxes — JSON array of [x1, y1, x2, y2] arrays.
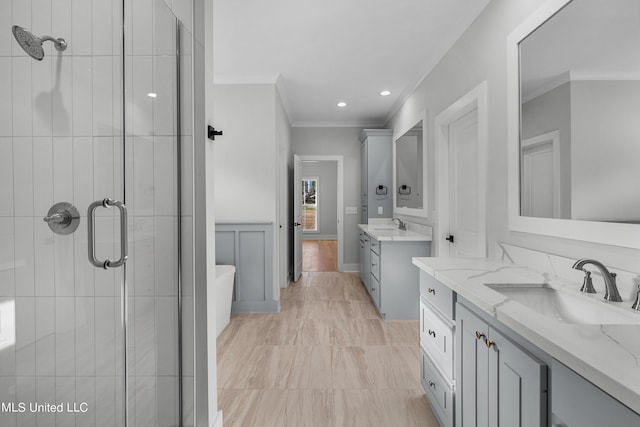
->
[[359, 229, 430, 320], [420, 272, 457, 427], [551, 360, 640, 427], [360, 129, 393, 223], [456, 303, 547, 427], [370, 238, 430, 320], [358, 231, 370, 290]]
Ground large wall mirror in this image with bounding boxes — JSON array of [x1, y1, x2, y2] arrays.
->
[[393, 114, 428, 217], [507, 0, 640, 248]]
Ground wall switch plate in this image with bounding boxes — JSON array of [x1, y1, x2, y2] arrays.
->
[[345, 207, 358, 214], [378, 206, 383, 215]]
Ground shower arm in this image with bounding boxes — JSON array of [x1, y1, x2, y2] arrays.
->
[[39, 35, 68, 51]]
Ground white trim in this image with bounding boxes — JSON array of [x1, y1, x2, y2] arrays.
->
[[434, 81, 488, 257], [301, 176, 319, 232], [520, 130, 561, 218], [299, 155, 345, 272], [292, 120, 384, 128], [392, 110, 429, 218], [522, 70, 570, 103], [343, 263, 360, 273], [507, 0, 640, 249], [211, 410, 223, 427]]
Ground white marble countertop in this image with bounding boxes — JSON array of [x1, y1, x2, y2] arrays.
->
[[358, 224, 432, 242], [412, 256, 640, 414]]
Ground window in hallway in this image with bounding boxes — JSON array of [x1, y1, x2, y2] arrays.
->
[[302, 177, 318, 231]]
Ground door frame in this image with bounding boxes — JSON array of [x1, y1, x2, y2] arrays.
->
[[434, 81, 488, 257], [298, 155, 344, 272], [520, 130, 561, 218]]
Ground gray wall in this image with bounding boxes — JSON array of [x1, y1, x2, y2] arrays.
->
[[570, 80, 640, 222], [292, 127, 361, 270], [302, 161, 338, 238], [386, 0, 640, 273], [213, 82, 291, 296]]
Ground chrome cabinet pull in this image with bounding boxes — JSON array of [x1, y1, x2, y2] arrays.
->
[[87, 198, 128, 269]]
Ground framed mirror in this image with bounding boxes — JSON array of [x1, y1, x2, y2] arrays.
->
[[507, 0, 640, 248], [393, 113, 428, 218]]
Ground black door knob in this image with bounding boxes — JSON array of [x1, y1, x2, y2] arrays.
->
[[445, 235, 454, 243]]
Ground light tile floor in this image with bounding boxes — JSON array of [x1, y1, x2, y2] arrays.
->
[[216, 272, 440, 427]]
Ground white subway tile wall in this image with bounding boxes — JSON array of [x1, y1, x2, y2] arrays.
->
[[0, 0, 195, 425]]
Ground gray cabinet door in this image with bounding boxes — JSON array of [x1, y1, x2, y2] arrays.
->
[[361, 140, 368, 206], [456, 304, 490, 427], [489, 327, 547, 427], [362, 235, 370, 289], [551, 359, 640, 427]]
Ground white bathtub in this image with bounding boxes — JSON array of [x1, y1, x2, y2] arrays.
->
[[215, 265, 236, 337]]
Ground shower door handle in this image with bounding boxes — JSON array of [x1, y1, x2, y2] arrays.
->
[[87, 198, 128, 269]]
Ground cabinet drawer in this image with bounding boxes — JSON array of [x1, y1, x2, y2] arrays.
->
[[370, 274, 381, 309], [421, 299, 455, 379], [421, 350, 454, 427], [370, 237, 381, 255], [371, 251, 380, 280], [420, 271, 455, 320]]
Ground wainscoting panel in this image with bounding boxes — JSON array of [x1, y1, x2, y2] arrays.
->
[[215, 223, 277, 313]]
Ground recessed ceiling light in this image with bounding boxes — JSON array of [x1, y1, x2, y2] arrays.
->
[[147, 92, 157, 98], [337, 102, 347, 108], [380, 90, 391, 96]]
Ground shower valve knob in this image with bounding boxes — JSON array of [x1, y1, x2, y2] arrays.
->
[[43, 202, 80, 235]]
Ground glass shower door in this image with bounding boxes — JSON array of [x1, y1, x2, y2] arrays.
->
[[124, 0, 185, 425], [0, 0, 127, 425]]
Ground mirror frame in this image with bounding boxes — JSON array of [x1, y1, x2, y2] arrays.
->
[[507, 0, 640, 249], [393, 110, 429, 218]]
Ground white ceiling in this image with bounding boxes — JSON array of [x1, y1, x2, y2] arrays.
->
[[213, 0, 491, 127]]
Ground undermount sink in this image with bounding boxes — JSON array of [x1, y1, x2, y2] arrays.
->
[[485, 283, 640, 325]]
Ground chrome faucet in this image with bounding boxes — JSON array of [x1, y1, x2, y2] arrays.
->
[[571, 259, 622, 302], [391, 217, 406, 231]]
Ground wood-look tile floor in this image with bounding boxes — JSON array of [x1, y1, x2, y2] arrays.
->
[[217, 272, 439, 427], [303, 240, 338, 272]]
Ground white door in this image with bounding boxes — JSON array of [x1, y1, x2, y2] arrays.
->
[[447, 109, 483, 257], [293, 154, 303, 281], [520, 131, 560, 218]]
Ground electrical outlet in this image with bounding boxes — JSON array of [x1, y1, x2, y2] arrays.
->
[[378, 206, 383, 215], [345, 207, 358, 215]]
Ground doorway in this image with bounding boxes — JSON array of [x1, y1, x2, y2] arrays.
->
[[293, 155, 344, 276], [435, 82, 488, 258]]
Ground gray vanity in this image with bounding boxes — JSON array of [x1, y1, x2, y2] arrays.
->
[[414, 254, 640, 427], [358, 223, 431, 320]]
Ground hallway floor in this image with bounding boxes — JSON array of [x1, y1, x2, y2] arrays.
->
[[303, 240, 338, 272], [216, 272, 439, 427]]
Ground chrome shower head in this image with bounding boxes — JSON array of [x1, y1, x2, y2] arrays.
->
[[12, 25, 67, 61]]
